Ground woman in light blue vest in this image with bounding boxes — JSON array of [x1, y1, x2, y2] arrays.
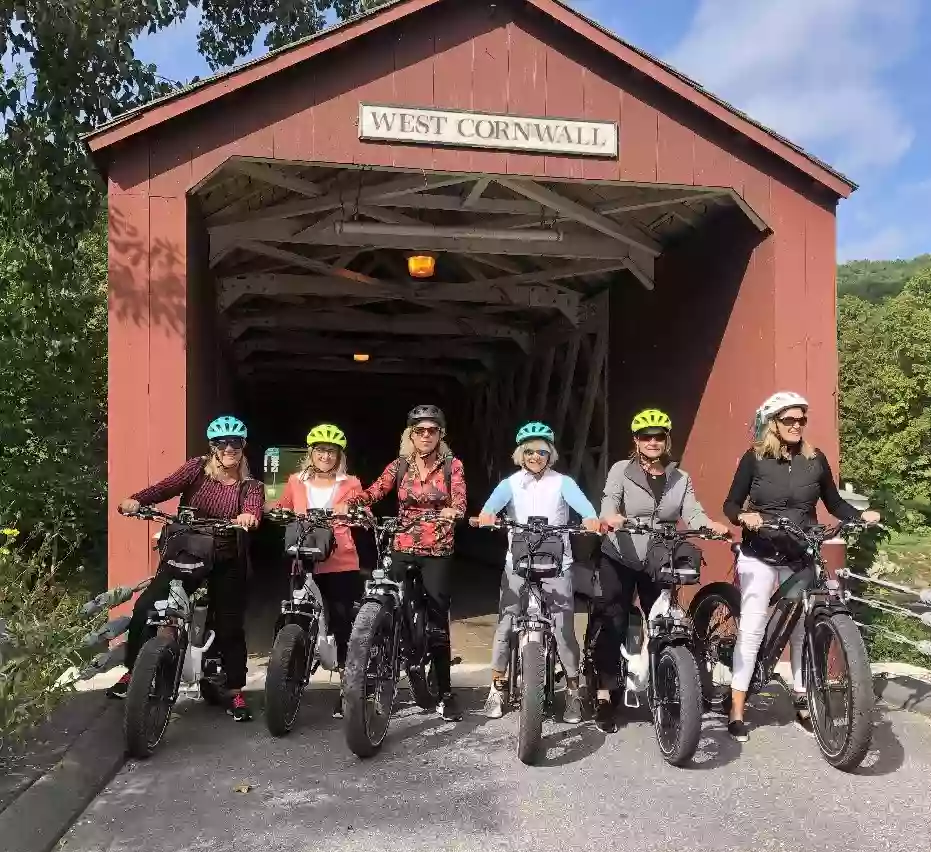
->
[[476, 422, 601, 723]]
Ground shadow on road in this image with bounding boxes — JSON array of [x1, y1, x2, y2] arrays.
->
[[537, 722, 607, 767], [852, 714, 906, 777]]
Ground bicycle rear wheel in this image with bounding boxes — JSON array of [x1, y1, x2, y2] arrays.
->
[[689, 582, 740, 713], [805, 612, 874, 771]]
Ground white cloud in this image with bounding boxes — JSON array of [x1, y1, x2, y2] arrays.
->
[[838, 226, 909, 262], [667, 0, 919, 174]]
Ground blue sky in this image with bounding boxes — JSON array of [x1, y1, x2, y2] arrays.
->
[[131, 0, 931, 263]]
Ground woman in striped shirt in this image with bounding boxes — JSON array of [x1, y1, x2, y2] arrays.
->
[[106, 416, 264, 722]]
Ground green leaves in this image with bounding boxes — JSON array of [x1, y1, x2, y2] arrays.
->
[[839, 265, 931, 534]]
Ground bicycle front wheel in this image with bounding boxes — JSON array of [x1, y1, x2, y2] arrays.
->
[[805, 612, 874, 771], [653, 645, 703, 767], [517, 640, 546, 765], [343, 601, 397, 759]]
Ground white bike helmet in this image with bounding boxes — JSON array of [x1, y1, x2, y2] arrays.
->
[[754, 391, 809, 439]]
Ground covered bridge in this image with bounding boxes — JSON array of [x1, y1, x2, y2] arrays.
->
[[86, 0, 855, 590]]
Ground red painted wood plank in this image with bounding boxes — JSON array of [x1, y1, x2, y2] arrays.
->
[[107, 193, 152, 592], [804, 200, 841, 466], [432, 12, 478, 173], [269, 68, 316, 163], [189, 108, 238, 190], [581, 63, 621, 181], [149, 121, 194, 196], [770, 180, 808, 389], [147, 196, 189, 499], [692, 133, 736, 192], [543, 40, 585, 179], [656, 112, 695, 186], [350, 29, 398, 168], [618, 89, 657, 183], [505, 20, 547, 177], [108, 147, 149, 195], [390, 13, 437, 170], [470, 17, 511, 175]]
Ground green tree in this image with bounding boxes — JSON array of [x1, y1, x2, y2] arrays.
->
[[838, 267, 931, 531], [837, 255, 931, 303]]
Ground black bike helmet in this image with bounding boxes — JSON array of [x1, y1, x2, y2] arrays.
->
[[407, 404, 446, 430]]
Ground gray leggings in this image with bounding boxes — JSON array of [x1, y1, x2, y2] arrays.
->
[[491, 563, 580, 679]]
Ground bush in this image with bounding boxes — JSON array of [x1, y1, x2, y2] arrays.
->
[[0, 526, 102, 752]]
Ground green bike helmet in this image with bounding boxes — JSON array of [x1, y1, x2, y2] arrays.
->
[[631, 408, 671, 434], [306, 423, 347, 449], [516, 421, 555, 445], [207, 416, 247, 440]]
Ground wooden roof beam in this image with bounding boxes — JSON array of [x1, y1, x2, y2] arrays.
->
[[494, 177, 663, 256], [241, 358, 473, 383], [229, 159, 322, 198], [226, 308, 532, 350]]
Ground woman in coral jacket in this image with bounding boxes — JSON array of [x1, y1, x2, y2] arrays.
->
[[274, 423, 364, 718]]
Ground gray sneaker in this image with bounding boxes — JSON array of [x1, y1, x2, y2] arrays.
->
[[483, 685, 504, 719], [563, 689, 583, 724]]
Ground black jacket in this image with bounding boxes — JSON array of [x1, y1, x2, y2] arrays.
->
[[723, 448, 860, 563]]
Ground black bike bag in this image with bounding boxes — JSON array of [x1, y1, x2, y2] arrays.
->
[[644, 536, 703, 587], [157, 525, 216, 585], [284, 521, 336, 562], [511, 520, 565, 580]]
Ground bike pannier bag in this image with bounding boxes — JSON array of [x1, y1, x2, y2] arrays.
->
[[510, 530, 565, 579], [284, 521, 336, 562], [644, 536, 703, 586], [158, 525, 216, 585]]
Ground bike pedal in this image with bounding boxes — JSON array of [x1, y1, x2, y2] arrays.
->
[[554, 670, 565, 682]]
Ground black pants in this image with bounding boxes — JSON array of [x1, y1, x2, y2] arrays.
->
[[124, 553, 249, 689], [315, 570, 365, 668], [390, 551, 453, 695], [590, 553, 660, 690]]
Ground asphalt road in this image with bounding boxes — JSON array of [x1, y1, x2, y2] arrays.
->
[[61, 679, 931, 852]]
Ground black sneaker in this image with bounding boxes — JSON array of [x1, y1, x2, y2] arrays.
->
[[106, 672, 131, 699], [227, 691, 253, 722], [332, 690, 344, 719], [595, 699, 618, 733], [440, 692, 462, 722], [728, 719, 749, 742], [563, 689, 583, 724], [794, 694, 814, 736]]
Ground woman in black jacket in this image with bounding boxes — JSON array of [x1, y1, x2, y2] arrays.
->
[[722, 392, 879, 742]]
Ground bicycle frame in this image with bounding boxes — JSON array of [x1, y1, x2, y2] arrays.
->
[[744, 520, 859, 696]]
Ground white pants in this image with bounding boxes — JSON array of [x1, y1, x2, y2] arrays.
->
[[731, 553, 805, 694]]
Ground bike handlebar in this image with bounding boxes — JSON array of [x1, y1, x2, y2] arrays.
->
[[755, 517, 874, 543], [468, 516, 600, 535], [121, 506, 247, 532], [618, 519, 732, 542]]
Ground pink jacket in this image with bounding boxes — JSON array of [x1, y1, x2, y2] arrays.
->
[[275, 474, 363, 574]]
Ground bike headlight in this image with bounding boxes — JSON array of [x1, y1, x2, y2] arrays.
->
[[293, 586, 308, 603], [372, 568, 386, 581]]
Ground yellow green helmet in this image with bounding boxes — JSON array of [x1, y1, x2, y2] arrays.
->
[[306, 423, 347, 449], [631, 408, 671, 433]]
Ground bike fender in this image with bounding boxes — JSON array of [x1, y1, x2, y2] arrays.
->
[[520, 630, 545, 648], [806, 598, 850, 627], [362, 591, 397, 611]]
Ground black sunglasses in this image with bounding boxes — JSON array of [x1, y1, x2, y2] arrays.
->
[[411, 426, 440, 437], [211, 437, 245, 450], [635, 431, 668, 442], [777, 416, 808, 428]]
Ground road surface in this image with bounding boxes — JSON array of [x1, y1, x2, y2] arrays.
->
[[61, 677, 931, 852]]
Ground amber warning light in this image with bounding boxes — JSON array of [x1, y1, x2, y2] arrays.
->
[[407, 254, 436, 278]]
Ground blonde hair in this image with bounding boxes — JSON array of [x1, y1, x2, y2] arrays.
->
[[753, 419, 816, 460], [629, 434, 673, 465], [399, 427, 451, 459], [513, 439, 559, 466], [204, 447, 252, 481], [299, 446, 348, 479]]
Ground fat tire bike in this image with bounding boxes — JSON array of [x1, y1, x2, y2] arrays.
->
[[472, 515, 599, 765], [342, 511, 458, 758], [262, 507, 346, 737], [121, 507, 245, 759], [688, 518, 876, 771]]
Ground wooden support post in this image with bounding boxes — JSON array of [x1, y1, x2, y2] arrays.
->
[[553, 336, 580, 438], [570, 323, 608, 481]]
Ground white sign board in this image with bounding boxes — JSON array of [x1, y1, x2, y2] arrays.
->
[[359, 104, 618, 158]]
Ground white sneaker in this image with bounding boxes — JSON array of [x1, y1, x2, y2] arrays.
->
[[483, 685, 504, 718]]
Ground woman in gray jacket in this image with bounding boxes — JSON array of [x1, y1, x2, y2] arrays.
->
[[591, 408, 729, 732]]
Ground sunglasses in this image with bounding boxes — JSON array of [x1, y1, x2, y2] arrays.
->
[[312, 445, 339, 456], [211, 437, 245, 450], [523, 448, 551, 459], [635, 432, 667, 443], [777, 416, 808, 428], [411, 426, 440, 437]]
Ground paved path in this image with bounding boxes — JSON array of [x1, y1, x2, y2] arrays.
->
[[61, 678, 931, 852]]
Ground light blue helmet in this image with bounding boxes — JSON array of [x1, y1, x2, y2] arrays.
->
[[207, 416, 248, 441], [516, 421, 555, 445]]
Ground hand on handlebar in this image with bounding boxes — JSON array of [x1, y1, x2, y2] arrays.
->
[[861, 510, 881, 525], [738, 511, 764, 531], [475, 512, 498, 528], [603, 513, 626, 529], [706, 520, 731, 537], [234, 512, 259, 530], [581, 517, 602, 534], [119, 498, 141, 515], [439, 507, 459, 521]]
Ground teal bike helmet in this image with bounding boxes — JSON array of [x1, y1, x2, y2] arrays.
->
[[516, 421, 555, 445], [207, 416, 248, 441]]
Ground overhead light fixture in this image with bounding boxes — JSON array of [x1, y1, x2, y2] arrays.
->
[[334, 221, 562, 242], [407, 254, 436, 278], [353, 353, 370, 362]]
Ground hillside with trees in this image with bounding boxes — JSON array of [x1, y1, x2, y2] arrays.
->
[[837, 254, 931, 302]]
